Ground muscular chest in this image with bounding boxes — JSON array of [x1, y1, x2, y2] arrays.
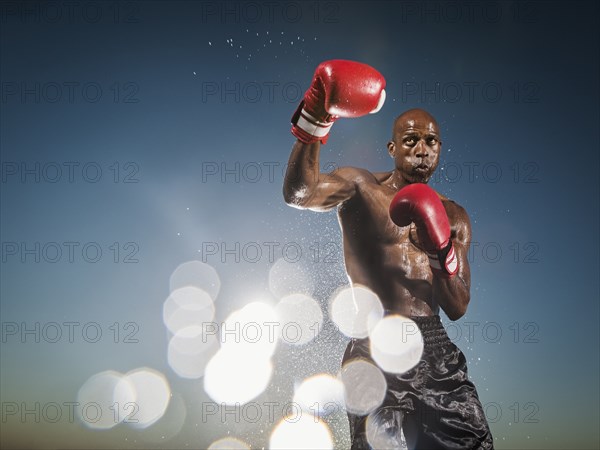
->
[[338, 187, 430, 281], [338, 184, 413, 247]]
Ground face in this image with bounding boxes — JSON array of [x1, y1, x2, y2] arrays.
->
[[387, 110, 441, 184]]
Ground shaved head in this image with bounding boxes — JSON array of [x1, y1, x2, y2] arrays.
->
[[387, 108, 442, 183], [392, 108, 440, 139]]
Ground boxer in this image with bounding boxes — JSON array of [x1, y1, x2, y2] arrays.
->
[[283, 60, 493, 449]]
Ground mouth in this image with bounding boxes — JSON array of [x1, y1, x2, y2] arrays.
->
[[414, 165, 429, 172]]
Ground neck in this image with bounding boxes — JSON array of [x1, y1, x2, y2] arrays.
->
[[387, 171, 412, 191]]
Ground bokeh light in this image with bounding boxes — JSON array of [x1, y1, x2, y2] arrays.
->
[[122, 367, 171, 429], [369, 315, 423, 374], [168, 326, 219, 379], [275, 293, 323, 345], [269, 413, 334, 449], [169, 260, 221, 300], [329, 285, 384, 338], [293, 374, 345, 417], [76, 370, 135, 430], [365, 408, 408, 450], [268, 258, 314, 298], [340, 359, 387, 415], [163, 286, 215, 335], [204, 349, 273, 405], [221, 301, 278, 359], [208, 437, 251, 449]]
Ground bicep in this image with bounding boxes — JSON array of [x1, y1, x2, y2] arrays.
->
[[301, 170, 357, 211], [448, 204, 472, 286], [287, 167, 362, 212]]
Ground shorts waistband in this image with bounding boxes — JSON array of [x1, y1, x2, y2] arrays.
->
[[409, 315, 451, 348]]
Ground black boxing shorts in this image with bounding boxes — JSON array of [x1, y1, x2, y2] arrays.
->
[[342, 315, 494, 450]]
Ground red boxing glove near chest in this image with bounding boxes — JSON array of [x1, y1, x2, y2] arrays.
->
[[389, 183, 458, 278]]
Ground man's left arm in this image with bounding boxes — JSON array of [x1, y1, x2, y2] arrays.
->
[[389, 185, 472, 320], [433, 202, 472, 320]]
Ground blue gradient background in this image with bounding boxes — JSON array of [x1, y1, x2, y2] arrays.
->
[[1, 1, 598, 449]]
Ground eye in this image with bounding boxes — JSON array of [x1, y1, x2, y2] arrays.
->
[[427, 137, 438, 146], [403, 136, 417, 146]]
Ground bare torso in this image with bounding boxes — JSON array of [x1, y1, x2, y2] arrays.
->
[[337, 169, 462, 316], [283, 138, 472, 322]]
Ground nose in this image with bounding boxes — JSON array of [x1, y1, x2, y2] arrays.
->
[[415, 139, 429, 157]]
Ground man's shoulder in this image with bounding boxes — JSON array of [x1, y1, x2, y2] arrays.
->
[[438, 194, 471, 240], [440, 196, 468, 216], [439, 195, 468, 216], [372, 170, 394, 183], [331, 166, 390, 184]]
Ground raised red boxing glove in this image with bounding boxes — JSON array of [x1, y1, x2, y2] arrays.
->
[[389, 183, 458, 278], [291, 60, 386, 145]]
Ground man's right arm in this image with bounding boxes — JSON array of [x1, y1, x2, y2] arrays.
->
[[281, 59, 386, 212], [282, 140, 356, 212]]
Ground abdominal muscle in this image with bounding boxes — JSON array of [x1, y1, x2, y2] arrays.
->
[[336, 176, 440, 318], [341, 234, 439, 317]]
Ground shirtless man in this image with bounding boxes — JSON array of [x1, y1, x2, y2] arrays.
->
[[283, 60, 493, 449]]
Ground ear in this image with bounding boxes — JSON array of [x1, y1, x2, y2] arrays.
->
[[387, 140, 395, 157]]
